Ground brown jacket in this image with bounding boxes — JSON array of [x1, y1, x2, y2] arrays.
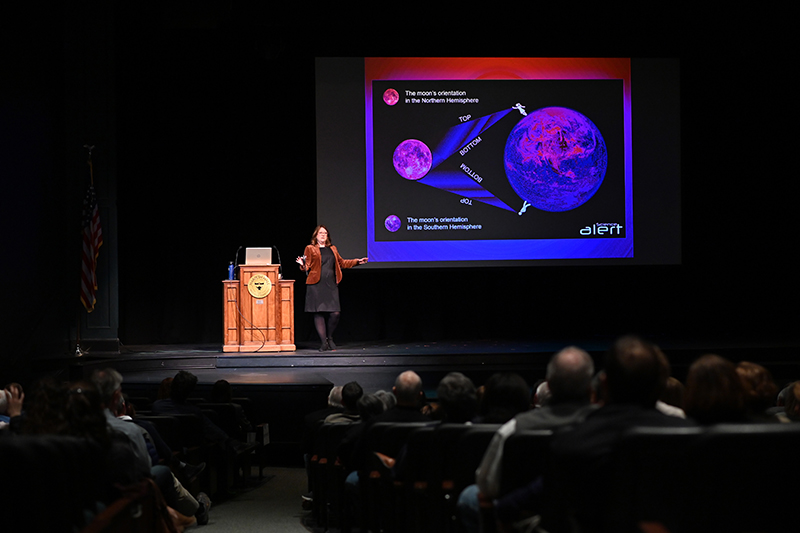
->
[[300, 244, 359, 285]]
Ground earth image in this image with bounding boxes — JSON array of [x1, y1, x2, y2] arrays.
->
[[504, 107, 607, 212], [393, 139, 432, 180]]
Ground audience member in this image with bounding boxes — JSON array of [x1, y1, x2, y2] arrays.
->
[[210, 379, 254, 433], [92, 369, 212, 526], [338, 393, 388, 472], [532, 380, 551, 408], [433, 371, 478, 423], [474, 372, 530, 424], [783, 381, 800, 421], [369, 371, 430, 425], [653, 346, 686, 418], [684, 354, 747, 424], [660, 377, 685, 410], [0, 383, 23, 431], [458, 347, 597, 532], [18, 378, 142, 529], [302, 385, 344, 455], [374, 389, 397, 411], [157, 377, 173, 399], [324, 381, 363, 424], [153, 370, 254, 454], [300, 385, 345, 507], [735, 361, 785, 422], [546, 335, 696, 533], [121, 392, 207, 482]]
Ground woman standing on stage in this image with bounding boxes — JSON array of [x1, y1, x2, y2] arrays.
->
[[296, 225, 367, 352]]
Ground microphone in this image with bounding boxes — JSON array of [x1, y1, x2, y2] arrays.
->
[[272, 245, 283, 278], [233, 246, 243, 279]]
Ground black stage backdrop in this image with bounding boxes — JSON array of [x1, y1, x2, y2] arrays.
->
[[1, 5, 796, 365]]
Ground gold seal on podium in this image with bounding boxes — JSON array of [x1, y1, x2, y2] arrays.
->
[[247, 274, 272, 298]]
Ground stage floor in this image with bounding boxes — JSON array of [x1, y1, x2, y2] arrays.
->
[[68, 335, 800, 392]]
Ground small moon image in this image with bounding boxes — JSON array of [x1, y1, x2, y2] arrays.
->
[[384, 214, 401, 232], [393, 139, 432, 180], [504, 107, 607, 212], [383, 88, 399, 106]]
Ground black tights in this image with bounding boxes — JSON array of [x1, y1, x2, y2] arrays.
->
[[313, 311, 340, 343]]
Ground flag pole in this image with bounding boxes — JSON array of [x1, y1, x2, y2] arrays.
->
[[76, 144, 97, 357]]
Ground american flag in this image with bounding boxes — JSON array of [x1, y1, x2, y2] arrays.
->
[[80, 166, 103, 312]]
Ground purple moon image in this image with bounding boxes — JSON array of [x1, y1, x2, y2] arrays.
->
[[393, 139, 432, 180], [384, 214, 401, 232], [504, 107, 607, 212], [383, 88, 399, 106]]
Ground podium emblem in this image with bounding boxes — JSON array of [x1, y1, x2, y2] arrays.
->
[[247, 274, 272, 298]]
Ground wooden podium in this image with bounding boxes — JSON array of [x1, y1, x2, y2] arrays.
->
[[223, 264, 295, 352]]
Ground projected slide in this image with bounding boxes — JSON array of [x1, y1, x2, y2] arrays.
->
[[365, 58, 633, 263]]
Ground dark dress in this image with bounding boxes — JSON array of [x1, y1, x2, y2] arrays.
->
[[305, 246, 340, 312]]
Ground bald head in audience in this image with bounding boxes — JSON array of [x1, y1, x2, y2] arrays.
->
[[393, 370, 424, 408], [546, 346, 595, 403]]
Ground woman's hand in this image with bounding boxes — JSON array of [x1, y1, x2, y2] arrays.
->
[[357, 257, 368, 265], [296, 255, 307, 269]]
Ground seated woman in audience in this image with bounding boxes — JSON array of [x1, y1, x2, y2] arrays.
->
[[474, 372, 531, 423], [23, 378, 141, 491], [735, 361, 786, 422], [684, 354, 747, 424]]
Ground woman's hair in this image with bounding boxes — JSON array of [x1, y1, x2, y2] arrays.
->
[[736, 361, 778, 414], [684, 354, 746, 424], [310, 225, 331, 246], [23, 378, 111, 448]]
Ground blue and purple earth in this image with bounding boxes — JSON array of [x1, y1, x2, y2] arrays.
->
[[504, 107, 607, 212]]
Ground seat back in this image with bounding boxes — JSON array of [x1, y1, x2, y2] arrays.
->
[[135, 414, 182, 452], [606, 426, 703, 533], [687, 422, 800, 533], [2, 434, 105, 532], [498, 429, 554, 498], [199, 402, 244, 440]]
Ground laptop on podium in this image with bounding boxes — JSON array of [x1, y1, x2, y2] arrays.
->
[[244, 247, 273, 265]]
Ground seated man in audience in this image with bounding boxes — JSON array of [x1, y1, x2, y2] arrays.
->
[[458, 346, 598, 533], [152, 370, 254, 454], [370, 370, 430, 424], [346, 371, 431, 475], [547, 335, 696, 532], [92, 368, 212, 526], [324, 381, 364, 424], [433, 371, 478, 423]]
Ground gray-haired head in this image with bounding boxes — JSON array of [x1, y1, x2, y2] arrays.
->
[[90, 368, 124, 405], [328, 385, 344, 408], [546, 346, 595, 403]]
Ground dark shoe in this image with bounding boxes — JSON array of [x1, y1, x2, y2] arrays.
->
[[195, 492, 211, 525], [301, 492, 313, 510], [182, 461, 206, 483], [326, 338, 336, 351], [318, 342, 328, 352]]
